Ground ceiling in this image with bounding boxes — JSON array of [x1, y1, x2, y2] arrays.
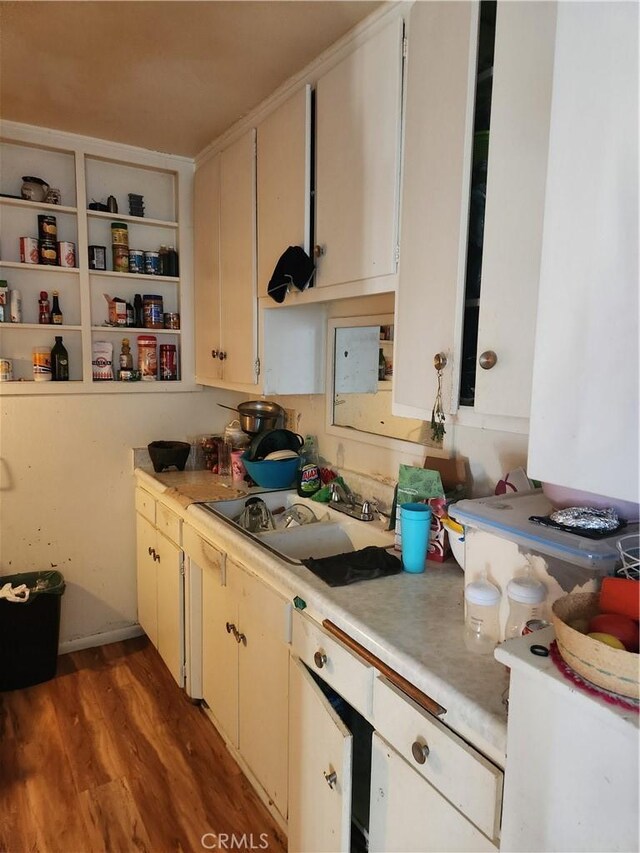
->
[[0, 1, 382, 158]]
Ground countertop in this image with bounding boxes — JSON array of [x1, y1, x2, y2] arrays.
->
[[136, 468, 510, 765]]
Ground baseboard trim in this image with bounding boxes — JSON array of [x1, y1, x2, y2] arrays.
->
[[59, 624, 145, 655]]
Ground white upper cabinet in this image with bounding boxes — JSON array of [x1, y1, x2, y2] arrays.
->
[[194, 152, 222, 383], [473, 1, 557, 418], [314, 17, 404, 290], [528, 1, 639, 503], [393, 1, 479, 420], [257, 86, 311, 299]]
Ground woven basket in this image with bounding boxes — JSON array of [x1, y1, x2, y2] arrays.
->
[[551, 592, 640, 699]]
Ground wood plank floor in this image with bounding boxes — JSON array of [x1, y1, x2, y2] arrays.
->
[[0, 636, 287, 853]]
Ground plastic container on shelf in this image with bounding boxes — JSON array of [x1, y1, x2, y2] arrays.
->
[[464, 575, 501, 655], [137, 334, 157, 380], [449, 490, 631, 641]]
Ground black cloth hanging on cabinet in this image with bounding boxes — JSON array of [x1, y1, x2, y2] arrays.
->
[[267, 246, 315, 303]]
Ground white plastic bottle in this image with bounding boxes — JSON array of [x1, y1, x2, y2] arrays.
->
[[464, 575, 501, 654], [505, 573, 547, 639]]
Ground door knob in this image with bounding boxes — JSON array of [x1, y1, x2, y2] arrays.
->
[[324, 770, 337, 789], [314, 650, 327, 669], [479, 350, 497, 370], [411, 740, 430, 765]]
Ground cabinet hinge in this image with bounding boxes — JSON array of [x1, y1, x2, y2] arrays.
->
[[394, 244, 400, 266], [254, 357, 261, 378], [180, 553, 185, 576], [402, 35, 408, 59], [181, 662, 187, 681]]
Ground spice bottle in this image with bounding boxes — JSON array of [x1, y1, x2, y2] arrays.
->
[[51, 336, 69, 381], [119, 338, 133, 380], [39, 291, 51, 324], [50, 290, 63, 324]]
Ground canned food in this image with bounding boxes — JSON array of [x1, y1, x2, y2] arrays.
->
[[137, 335, 157, 379], [163, 312, 180, 330], [58, 241, 76, 268], [37, 215, 57, 241], [39, 239, 58, 265], [111, 222, 129, 246], [33, 347, 52, 381], [522, 619, 552, 636], [0, 358, 13, 381], [144, 251, 160, 275], [112, 245, 129, 273], [143, 294, 163, 329], [88, 245, 107, 270], [159, 343, 177, 380], [19, 237, 39, 264], [128, 249, 145, 274]]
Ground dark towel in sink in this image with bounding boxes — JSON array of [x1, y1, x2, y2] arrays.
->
[[302, 546, 403, 587]]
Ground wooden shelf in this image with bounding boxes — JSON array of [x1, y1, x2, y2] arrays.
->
[[86, 209, 178, 229], [89, 269, 179, 284], [0, 197, 77, 215], [0, 261, 80, 274]]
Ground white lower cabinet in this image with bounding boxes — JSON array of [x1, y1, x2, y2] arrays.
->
[[200, 543, 290, 820], [135, 491, 184, 687], [288, 611, 502, 851], [369, 734, 497, 853]]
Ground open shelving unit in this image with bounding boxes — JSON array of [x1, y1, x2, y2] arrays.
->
[[0, 129, 193, 393]]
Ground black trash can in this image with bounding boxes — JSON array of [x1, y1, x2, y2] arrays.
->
[[0, 570, 66, 691]]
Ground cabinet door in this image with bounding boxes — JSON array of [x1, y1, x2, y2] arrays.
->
[[528, 1, 639, 502], [155, 530, 184, 687], [194, 152, 222, 382], [219, 129, 258, 385], [257, 86, 311, 298], [474, 1, 557, 417], [393, 2, 479, 419], [315, 18, 403, 289], [202, 553, 239, 747], [136, 513, 158, 647], [369, 734, 497, 853], [288, 657, 352, 853], [237, 567, 290, 818]]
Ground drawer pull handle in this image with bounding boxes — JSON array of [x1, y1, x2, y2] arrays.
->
[[411, 740, 430, 765], [314, 650, 327, 669], [324, 770, 337, 789]]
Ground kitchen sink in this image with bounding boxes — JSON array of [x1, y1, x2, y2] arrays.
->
[[196, 489, 394, 564]]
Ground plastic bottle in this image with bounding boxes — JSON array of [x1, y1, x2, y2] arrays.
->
[[378, 348, 386, 380], [134, 293, 144, 327], [50, 290, 63, 324], [50, 336, 69, 381], [505, 570, 547, 639], [297, 435, 321, 497], [38, 291, 50, 324], [464, 574, 501, 654]]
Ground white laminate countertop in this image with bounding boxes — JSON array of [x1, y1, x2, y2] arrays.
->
[[135, 468, 509, 765]]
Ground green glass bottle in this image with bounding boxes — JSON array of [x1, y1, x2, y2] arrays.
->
[[51, 336, 69, 381]]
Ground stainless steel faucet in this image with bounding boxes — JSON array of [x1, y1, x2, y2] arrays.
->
[[329, 481, 375, 522]]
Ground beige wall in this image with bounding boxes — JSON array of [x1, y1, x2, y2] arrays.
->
[[0, 387, 242, 648]]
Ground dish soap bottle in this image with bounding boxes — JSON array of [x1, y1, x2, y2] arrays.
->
[[297, 435, 321, 497], [50, 336, 69, 381]]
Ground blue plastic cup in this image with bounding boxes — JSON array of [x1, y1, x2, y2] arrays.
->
[[400, 502, 432, 573]]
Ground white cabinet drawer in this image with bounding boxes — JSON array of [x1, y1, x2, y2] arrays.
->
[[135, 488, 156, 525], [372, 676, 503, 842], [291, 611, 374, 718], [156, 501, 181, 546], [183, 525, 226, 579]]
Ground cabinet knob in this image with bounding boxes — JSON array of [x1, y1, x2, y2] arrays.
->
[[148, 546, 154, 556], [323, 770, 337, 789], [218, 351, 227, 361], [225, 621, 235, 635], [479, 350, 498, 370], [236, 631, 247, 646], [153, 551, 160, 563], [211, 349, 218, 359], [314, 650, 327, 669], [433, 352, 447, 371], [314, 244, 325, 258], [411, 740, 430, 765]]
